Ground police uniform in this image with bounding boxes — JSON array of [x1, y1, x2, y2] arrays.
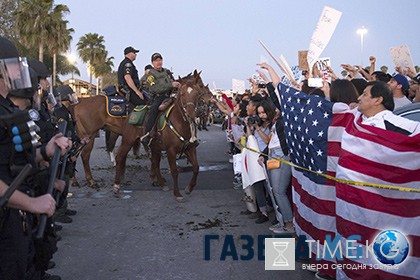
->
[[0, 96, 35, 280], [141, 67, 175, 137], [117, 57, 143, 106]]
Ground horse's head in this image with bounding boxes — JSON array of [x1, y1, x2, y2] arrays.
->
[[178, 79, 202, 121]]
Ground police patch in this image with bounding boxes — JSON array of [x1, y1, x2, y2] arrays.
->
[[124, 63, 132, 68], [146, 75, 155, 86], [28, 109, 40, 121]]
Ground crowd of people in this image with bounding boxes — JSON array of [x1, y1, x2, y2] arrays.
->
[[213, 57, 419, 279]]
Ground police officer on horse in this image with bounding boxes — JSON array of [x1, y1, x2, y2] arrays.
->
[[140, 53, 180, 146], [117, 46, 145, 106]]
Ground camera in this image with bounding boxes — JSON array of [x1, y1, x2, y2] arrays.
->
[[247, 115, 260, 125], [258, 83, 266, 88]]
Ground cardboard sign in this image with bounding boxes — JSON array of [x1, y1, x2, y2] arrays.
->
[[307, 6, 342, 71], [298, 50, 309, 71], [390, 45, 415, 71], [232, 79, 245, 94]]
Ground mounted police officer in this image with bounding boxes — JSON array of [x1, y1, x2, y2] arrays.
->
[[140, 53, 180, 146], [117, 46, 145, 106], [0, 36, 70, 280]]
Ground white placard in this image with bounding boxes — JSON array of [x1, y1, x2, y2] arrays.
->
[[390, 45, 415, 71], [232, 79, 245, 94], [307, 6, 342, 71]]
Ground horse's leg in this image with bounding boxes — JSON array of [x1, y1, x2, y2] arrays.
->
[[107, 132, 120, 166], [166, 148, 183, 201], [184, 147, 199, 194], [81, 138, 98, 188], [132, 138, 141, 158], [113, 128, 137, 193], [149, 146, 168, 189]]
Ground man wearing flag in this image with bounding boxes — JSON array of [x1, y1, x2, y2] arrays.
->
[[259, 62, 420, 280]]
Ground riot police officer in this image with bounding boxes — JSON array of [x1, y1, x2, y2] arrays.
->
[[140, 53, 180, 146], [0, 36, 70, 280], [117, 46, 145, 106]]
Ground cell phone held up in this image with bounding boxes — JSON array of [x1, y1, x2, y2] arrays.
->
[[308, 78, 323, 88]]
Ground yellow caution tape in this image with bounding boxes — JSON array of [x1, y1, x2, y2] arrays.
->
[[243, 146, 420, 193]]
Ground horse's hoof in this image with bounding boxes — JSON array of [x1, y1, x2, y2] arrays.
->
[[88, 183, 99, 190], [176, 196, 184, 202], [152, 181, 160, 187], [185, 187, 191, 195], [72, 181, 81, 188], [162, 185, 170, 192], [112, 184, 120, 196]]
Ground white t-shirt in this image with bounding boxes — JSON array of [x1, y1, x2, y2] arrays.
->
[[393, 96, 412, 110]]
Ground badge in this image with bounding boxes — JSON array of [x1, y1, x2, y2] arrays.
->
[[124, 63, 132, 68], [28, 109, 40, 121], [146, 75, 155, 86]]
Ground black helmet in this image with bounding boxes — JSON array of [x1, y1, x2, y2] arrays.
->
[[57, 84, 74, 100], [57, 84, 78, 104], [28, 59, 49, 80], [0, 36, 32, 91], [7, 68, 38, 99], [0, 36, 19, 59]]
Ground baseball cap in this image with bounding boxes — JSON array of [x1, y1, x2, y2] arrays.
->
[[124, 46, 139, 55], [392, 74, 409, 90], [151, 53, 163, 61]]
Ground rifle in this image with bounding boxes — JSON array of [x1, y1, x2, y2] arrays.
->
[[0, 164, 33, 207], [35, 121, 67, 239]]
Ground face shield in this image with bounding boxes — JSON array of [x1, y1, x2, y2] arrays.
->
[[68, 92, 79, 105], [0, 57, 32, 91], [32, 87, 43, 111]]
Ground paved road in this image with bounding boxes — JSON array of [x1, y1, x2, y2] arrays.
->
[[52, 124, 315, 280]]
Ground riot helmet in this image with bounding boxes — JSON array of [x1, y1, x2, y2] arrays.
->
[[57, 84, 78, 105], [0, 36, 32, 91]]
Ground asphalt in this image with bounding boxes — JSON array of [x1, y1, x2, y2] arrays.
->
[[51, 124, 316, 280]]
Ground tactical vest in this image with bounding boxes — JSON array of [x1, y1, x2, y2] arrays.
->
[[145, 68, 174, 96]]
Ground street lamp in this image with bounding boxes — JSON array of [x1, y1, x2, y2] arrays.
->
[[356, 26, 368, 66], [66, 53, 77, 92]]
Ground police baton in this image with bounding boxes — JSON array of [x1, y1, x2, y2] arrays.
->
[[0, 164, 33, 207], [36, 121, 67, 239], [55, 130, 72, 205]]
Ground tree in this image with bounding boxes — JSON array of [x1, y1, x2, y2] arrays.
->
[[77, 33, 106, 89], [101, 71, 118, 89], [14, 0, 70, 62], [91, 53, 114, 94], [0, 0, 18, 39], [46, 14, 74, 86]]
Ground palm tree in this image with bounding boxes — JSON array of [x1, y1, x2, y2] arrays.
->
[[77, 33, 106, 89], [14, 0, 70, 62], [380, 66, 389, 74], [46, 16, 74, 86], [91, 53, 114, 94]]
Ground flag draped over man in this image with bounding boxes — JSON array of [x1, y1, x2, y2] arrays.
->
[[277, 82, 420, 280]]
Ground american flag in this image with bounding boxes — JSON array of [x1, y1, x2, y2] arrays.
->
[[277, 83, 420, 280]]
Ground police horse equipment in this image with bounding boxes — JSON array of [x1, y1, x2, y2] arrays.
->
[[113, 71, 212, 201]]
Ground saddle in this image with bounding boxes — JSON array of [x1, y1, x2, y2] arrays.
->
[[105, 95, 127, 117]]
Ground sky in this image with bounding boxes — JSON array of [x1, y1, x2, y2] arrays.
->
[[57, 0, 420, 90]]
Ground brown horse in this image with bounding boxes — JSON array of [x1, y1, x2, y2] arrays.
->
[[70, 95, 140, 187], [113, 71, 212, 201]]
